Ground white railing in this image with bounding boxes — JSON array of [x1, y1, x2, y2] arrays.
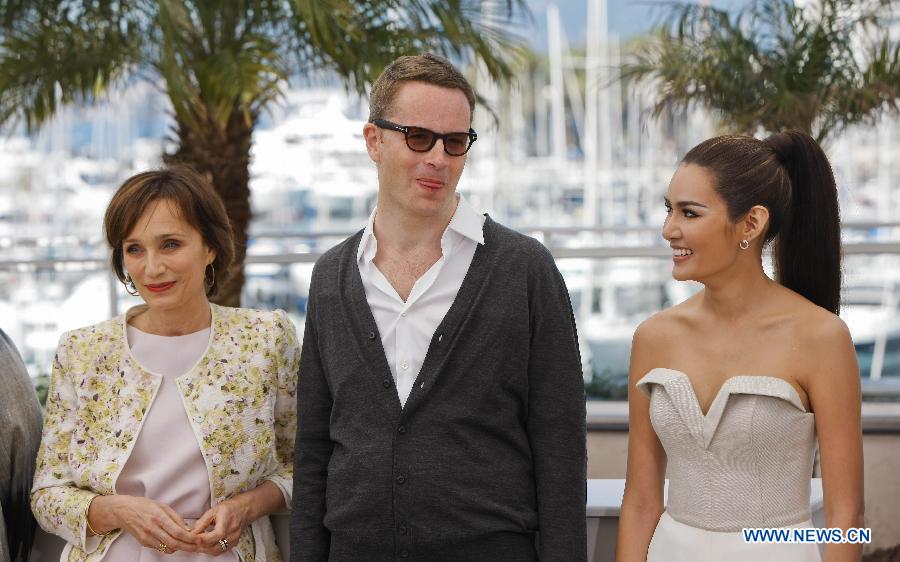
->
[[4, 223, 900, 400]]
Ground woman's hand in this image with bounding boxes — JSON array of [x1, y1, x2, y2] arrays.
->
[[89, 495, 198, 554], [191, 480, 286, 555], [191, 500, 250, 556]]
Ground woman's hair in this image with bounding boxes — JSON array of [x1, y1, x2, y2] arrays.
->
[[682, 130, 841, 314], [103, 166, 235, 298]]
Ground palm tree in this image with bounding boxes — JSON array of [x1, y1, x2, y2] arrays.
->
[[620, 0, 900, 143], [0, 0, 528, 306]]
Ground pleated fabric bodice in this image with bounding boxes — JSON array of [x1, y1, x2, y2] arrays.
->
[[637, 368, 817, 532]]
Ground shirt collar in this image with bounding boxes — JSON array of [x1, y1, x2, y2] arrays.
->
[[356, 193, 486, 265], [357, 206, 379, 264], [446, 194, 486, 246]]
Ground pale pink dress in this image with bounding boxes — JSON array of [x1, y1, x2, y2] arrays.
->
[[101, 324, 238, 561]]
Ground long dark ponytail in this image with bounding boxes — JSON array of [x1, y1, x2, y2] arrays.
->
[[682, 130, 841, 314], [767, 130, 841, 314]]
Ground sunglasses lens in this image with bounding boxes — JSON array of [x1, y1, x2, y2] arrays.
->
[[444, 134, 471, 156], [405, 128, 435, 152]]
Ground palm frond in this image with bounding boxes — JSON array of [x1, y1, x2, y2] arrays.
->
[[620, 0, 900, 142], [0, 0, 532, 305], [154, 0, 288, 133], [285, 0, 529, 98], [0, 1, 143, 131]]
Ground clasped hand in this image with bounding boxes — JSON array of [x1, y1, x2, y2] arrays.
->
[[190, 501, 249, 556], [105, 496, 249, 555]]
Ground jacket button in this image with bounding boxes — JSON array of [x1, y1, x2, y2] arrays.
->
[[399, 525, 408, 535], [382, 379, 392, 388], [368, 331, 376, 340], [397, 425, 406, 435], [396, 474, 406, 485], [399, 549, 409, 558], [211, 454, 222, 466]]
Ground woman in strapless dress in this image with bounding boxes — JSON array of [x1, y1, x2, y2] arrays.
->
[[616, 130, 864, 562]]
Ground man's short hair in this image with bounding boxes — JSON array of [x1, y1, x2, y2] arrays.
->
[[368, 53, 476, 124]]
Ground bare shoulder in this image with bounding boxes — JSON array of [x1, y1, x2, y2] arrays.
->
[[805, 309, 851, 343], [636, 294, 699, 340], [633, 308, 678, 348], [777, 288, 851, 345], [775, 288, 857, 387], [801, 308, 854, 370], [630, 296, 699, 381]]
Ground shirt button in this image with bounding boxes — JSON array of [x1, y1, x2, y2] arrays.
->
[[368, 331, 376, 340], [400, 361, 409, 370], [400, 312, 407, 317], [211, 454, 222, 466], [193, 414, 203, 423], [399, 525, 408, 535], [396, 474, 406, 485], [399, 550, 409, 558], [398, 425, 407, 435], [382, 379, 392, 388]]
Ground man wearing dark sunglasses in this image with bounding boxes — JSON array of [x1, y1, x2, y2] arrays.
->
[[293, 53, 586, 562]]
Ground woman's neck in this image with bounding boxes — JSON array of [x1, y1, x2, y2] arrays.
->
[[129, 299, 212, 336], [699, 262, 777, 321]]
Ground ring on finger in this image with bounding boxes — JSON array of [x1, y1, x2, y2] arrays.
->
[[219, 538, 229, 551], [157, 542, 167, 553]]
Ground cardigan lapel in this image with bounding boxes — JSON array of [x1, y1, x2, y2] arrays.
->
[[338, 216, 501, 419], [340, 230, 404, 419], [400, 216, 499, 418]]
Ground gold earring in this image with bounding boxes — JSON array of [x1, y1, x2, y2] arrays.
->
[[123, 273, 139, 296], [739, 239, 750, 250]]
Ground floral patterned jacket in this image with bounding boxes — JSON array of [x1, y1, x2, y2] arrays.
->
[[31, 303, 299, 562]]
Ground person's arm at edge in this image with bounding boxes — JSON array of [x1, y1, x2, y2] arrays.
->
[[262, 309, 301, 508], [616, 320, 667, 562], [805, 316, 864, 562], [0, 329, 43, 561], [30, 332, 104, 553], [525, 244, 587, 561], [290, 272, 333, 562]]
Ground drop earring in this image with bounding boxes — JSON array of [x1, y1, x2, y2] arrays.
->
[[123, 273, 139, 296], [205, 263, 216, 293]]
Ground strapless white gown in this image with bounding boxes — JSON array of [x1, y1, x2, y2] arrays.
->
[[636, 368, 822, 562]]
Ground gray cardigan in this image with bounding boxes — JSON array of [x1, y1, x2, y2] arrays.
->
[[291, 216, 587, 561], [0, 329, 42, 562]]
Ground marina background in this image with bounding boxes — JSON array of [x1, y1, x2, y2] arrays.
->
[[1, 1, 899, 556], [2, 0, 899, 400]]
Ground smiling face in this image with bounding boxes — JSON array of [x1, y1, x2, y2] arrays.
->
[[122, 198, 215, 312], [363, 80, 471, 221], [663, 164, 744, 283]]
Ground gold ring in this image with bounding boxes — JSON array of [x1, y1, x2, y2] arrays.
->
[[157, 542, 167, 552], [219, 538, 229, 551]]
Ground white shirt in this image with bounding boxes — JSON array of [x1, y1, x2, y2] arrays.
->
[[356, 195, 486, 406]]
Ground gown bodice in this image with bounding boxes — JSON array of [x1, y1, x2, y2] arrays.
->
[[637, 368, 817, 532]]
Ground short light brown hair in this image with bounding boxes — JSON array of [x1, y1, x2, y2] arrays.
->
[[368, 53, 476, 123], [104, 166, 234, 298]]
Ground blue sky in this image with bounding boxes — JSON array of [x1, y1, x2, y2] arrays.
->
[[524, 0, 743, 49]]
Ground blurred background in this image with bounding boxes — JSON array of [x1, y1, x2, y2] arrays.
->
[[0, 0, 898, 557]]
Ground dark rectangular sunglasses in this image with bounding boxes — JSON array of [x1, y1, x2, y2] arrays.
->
[[371, 119, 477, 156]]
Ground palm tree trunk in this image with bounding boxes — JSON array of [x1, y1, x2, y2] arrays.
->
[[164, 106, 255, 307]]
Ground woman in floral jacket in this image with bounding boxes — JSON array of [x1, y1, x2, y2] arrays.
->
[[31, 167, 299, 562]]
